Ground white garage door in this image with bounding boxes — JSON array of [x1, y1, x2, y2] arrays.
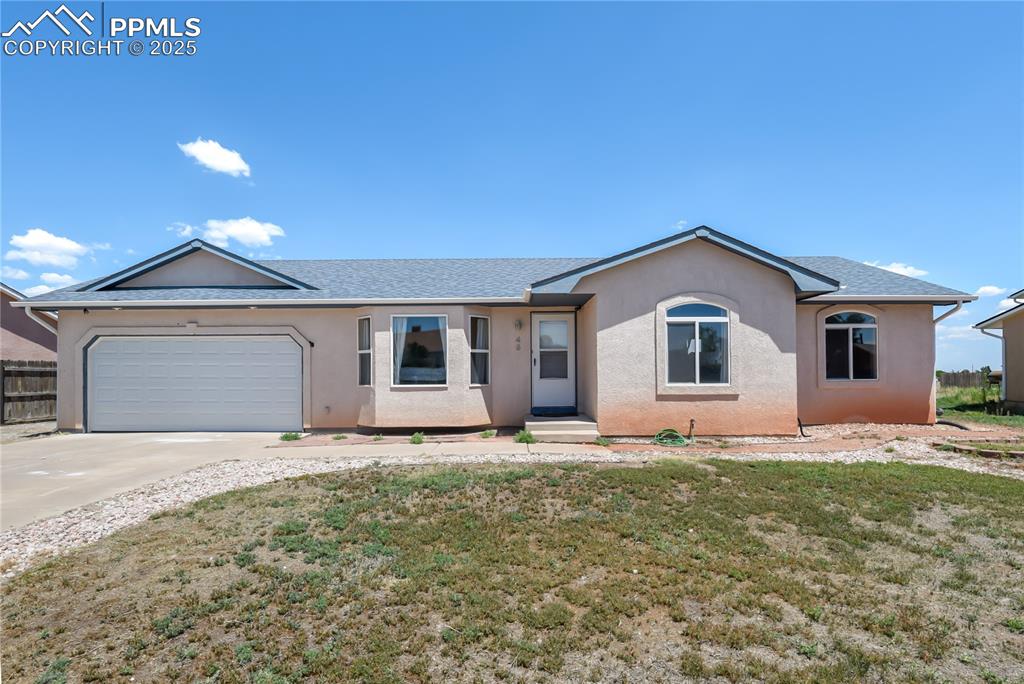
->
[[87, 336, 302, 432]]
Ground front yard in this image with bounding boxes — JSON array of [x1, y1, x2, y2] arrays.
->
[[3, 461, 1023, 683]]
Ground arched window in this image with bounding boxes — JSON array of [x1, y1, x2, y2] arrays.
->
[[825, 312, 877, 380], [666, 303, 729, 384]]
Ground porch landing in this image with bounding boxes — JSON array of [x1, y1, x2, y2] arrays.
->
[[524, 415, 599, 443]]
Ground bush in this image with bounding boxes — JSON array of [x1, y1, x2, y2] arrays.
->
[[514, 429, 536, 444], [279, 432, 301, 442], [410, 432, 425, 445], [332, 434, 347, 440], [594, 437, 611, 447], [373, 434, 384, 441], [480, 429, 497, 439]]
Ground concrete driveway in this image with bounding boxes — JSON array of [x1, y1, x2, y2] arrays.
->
[[1, 432, 279, 530]]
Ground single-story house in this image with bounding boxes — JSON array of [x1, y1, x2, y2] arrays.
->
[[1, 282, 58, 361], [975, 288, 1024, 411], [12, 226, 976, 435]]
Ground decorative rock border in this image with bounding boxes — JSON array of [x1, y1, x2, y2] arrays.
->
[[932, 441, 1024, 461]]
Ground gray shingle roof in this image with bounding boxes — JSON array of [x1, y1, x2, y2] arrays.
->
[[20, 248, 971, 305], [786, 257, 971, 298]]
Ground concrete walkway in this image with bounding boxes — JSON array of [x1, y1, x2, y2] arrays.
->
[[0, 432, 605, 530]]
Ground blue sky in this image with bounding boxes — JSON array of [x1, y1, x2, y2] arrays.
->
[[1, 1, 1020, 369]]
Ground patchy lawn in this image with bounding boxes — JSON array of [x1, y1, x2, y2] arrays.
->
[[3, 461, 1023, 683], [938, 387, 1024, 429]]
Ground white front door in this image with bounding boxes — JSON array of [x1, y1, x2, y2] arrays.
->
[[531, 313, 576, 410]]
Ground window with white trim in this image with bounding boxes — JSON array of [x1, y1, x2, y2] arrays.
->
[[469, 315, 490, 385], [392, 315, 447, 385], [357, 317, 372, 386], [666, 303, 729, 384], [825, 312, 877, 380]]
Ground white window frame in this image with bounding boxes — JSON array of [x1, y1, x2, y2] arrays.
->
[[390, 314, 449, 388], [665, 305, 730, 386], [469, 314, 490, 386], [357, 316, 372, 386], [824, 312, 878, 382]]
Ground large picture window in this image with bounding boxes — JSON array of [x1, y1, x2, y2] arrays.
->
[[357, 316, 372, 386], [825, 312, 877, 380], [666, 303, 729, 385], [469, 315, 490, 385], [392, 315, 447, 385]]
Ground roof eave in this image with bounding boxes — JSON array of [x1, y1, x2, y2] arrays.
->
[[974, 302, 1024, 330], [80, 239, 318, 292], [530, 226, 840, 295]]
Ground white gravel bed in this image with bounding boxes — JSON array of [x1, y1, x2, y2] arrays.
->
[[3, 442, 1021, 580]]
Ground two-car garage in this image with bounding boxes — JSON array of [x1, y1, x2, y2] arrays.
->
[[86, 336, 303, 432]]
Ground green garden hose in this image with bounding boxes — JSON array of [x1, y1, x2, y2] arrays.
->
[[653, 428, 692, 446]]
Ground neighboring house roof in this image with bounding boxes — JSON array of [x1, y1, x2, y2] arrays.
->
[[12, 227, 975, 308], [1, 282, 58, 324], [975, 302, 1024, 330]]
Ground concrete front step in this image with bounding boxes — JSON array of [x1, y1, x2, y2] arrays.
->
[[524, 415, 600, 443]]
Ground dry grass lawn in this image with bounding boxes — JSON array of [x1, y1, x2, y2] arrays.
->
[[3, 460, 1023, 683]]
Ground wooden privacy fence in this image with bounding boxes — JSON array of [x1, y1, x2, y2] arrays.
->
[[1, 360, 57, 424], [936, 370, 990, 389]]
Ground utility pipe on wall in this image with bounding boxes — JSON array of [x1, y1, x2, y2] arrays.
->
[[932, 300, 965, 324], [24, 306, 57, 335]]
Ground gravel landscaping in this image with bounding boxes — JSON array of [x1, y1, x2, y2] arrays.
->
[[3, 438, 1022, 581]]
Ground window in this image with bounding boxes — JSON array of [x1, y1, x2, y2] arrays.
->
[[357, 317, 372, 386], [666, 303, 729, 384], [470, 316, 490, 385], [392, 315, 447, 385], [538, 319, 569, 379], [824, 312, 877, 380]]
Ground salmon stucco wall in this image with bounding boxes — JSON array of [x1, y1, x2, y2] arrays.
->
[[795, 303, 937, 424], [575, 239, 799, 436], [116, 250, 284, 288], [1002, 308, 1024, 405], [54, 305, 540, 432], [2, 292, 57, 361]]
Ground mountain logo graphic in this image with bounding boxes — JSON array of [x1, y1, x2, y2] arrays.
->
[[2, 4, 95, 37]]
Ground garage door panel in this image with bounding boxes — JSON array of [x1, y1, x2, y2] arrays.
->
[[88, 336, 302, 432]]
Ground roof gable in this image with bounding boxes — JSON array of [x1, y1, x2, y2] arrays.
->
[[82, 240, 316, 292], [529, 226, 840, 296]]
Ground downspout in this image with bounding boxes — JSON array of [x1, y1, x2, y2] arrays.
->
[[979, 328, 1006, 401], [932, 300, 964, 324], [24, 306, 57, 335]]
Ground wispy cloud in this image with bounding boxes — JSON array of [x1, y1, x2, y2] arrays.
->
[[936, 324, 977, 340], [203, 217, 284, 248], [1, 265, 29, 280], [39, 272, 78, 287], [22, 284, 55, 297], [863, 261, 928, 278], [974, 285, 1007, 297], [177, 137, 251, 177], [998, 298, 1018, 311], [5, 229, 89, 268], [167, 222, 196, 238]]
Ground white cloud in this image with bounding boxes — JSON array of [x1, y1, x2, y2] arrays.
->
[[202, 217, 284, 248], [5, 229, 89, 268], [974, 285, 1007, 297], [863, 261, 928, 278], [997, 298, 1018, 311], [90, 242, 112, 251], [177, 137, 251, 177], [167, 222, 195, 238], [1, 265, 29, 280], [936, 324, 978, 340], [125, 248, 136, 255], [22, 284, 55, 297], [39, 272, 78, 286]]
